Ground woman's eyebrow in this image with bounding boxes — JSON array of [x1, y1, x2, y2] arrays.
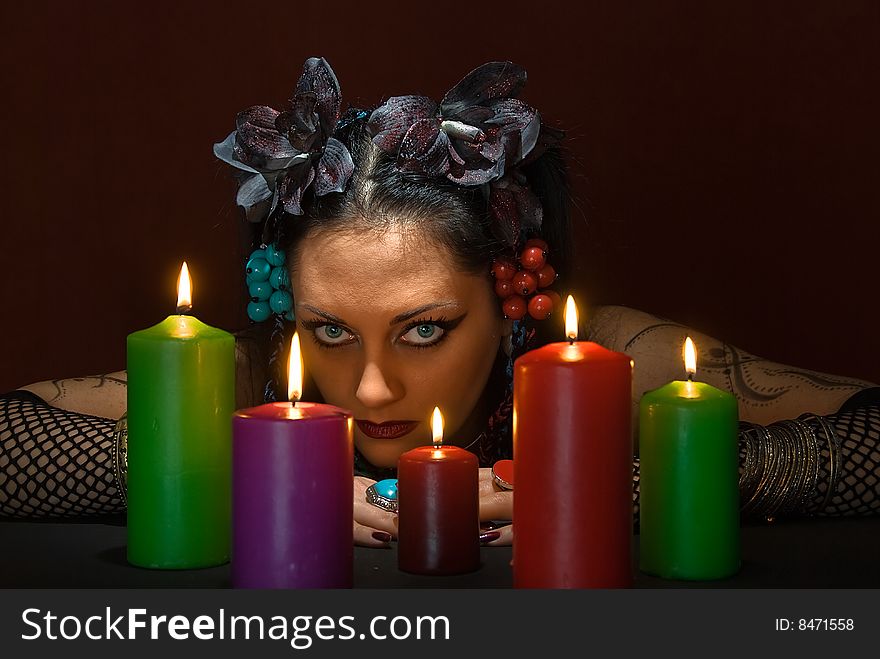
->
[[297, 301, 459, 327], [390, 302, 458, 326], [297, 304, 350, 326]]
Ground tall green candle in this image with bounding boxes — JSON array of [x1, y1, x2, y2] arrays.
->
[[638, 337, 740, 580], [126, 263, 235, 569]]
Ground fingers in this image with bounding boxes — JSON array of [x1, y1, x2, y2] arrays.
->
[[354, 500, 399, 535], [354, 473, 514, 548], [353, 475, 398, 547], [478, 467, 513, 521], [478, 467, 499, 495], [354, 520, 394, 548], [353, 475, 398, 536], [480, 489, 513, 521], [480, 523, 513, 547], [354, 493, 398, 536], [353, 475, 377, 492]]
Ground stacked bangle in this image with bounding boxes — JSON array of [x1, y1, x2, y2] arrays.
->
[[112, 413, 128, 506]]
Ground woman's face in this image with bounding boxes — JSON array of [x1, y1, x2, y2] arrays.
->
[[292, 226, 505, 468]]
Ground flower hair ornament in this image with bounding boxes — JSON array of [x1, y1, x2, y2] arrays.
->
[[214, 57, 354, 222], [366, 60, 564, 320], [213, 57, 357, 322], [214, 57, 563, 324]]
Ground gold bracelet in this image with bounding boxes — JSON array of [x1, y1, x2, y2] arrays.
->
[[112, 412, 128, 506]]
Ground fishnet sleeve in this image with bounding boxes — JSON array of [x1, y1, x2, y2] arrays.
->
[[0, 390, 124, 518], [810, 398, 879, 516]]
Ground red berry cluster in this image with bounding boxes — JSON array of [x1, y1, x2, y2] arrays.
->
[[491, 238, 561, 320]]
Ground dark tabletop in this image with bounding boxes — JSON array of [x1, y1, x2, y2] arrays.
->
[[1, 515, 878, 588]]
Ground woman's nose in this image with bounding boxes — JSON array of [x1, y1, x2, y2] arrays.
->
[[355, 361, 399, 409]]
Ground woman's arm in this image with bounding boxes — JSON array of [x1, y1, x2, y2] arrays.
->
[[19, 372, 128, 419], [584, 306, 880, 527], [589, 305, 876, 430], [1, 332, 266, 519], [16, 328, 274, 417]]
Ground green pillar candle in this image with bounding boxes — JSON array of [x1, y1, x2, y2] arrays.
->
[[126, 267, 235, 569], [638, 340, 740, 580]]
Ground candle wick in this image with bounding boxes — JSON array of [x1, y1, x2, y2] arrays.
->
[[686, 372, 694, 382], [176, 304, 192, 315], [568, 338, 575, 345], [290, 399, 297, 408]]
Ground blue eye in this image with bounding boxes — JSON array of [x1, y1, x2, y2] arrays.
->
[[400, 323, 444, 346], [314, 324, 355, 346]]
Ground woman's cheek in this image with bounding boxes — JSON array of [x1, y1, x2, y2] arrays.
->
[[303, 349, 353, 404]]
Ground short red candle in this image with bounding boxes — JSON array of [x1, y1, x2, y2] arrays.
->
[[513, 338, 633, 588], [397, 444, 479, 575]]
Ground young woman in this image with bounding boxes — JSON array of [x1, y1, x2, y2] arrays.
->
[[3, 58, 878, 548]]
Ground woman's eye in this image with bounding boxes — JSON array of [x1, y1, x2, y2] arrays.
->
[[314, 324, 355, 346], [400, 323, 445, 346]]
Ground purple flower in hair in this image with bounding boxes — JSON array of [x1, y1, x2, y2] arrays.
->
[[367, 62, 541, 185], [213, 57, 354, 219], [488, 171, 544, 247]]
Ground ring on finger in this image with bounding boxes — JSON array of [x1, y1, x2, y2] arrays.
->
[[365, 478, 398, 513], [491, 459, 514, 491]]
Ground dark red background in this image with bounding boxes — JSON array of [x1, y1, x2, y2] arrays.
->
[[2, 1, 878, 393]]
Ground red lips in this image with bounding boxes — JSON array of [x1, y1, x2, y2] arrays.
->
[[355, 420, 419, 440]]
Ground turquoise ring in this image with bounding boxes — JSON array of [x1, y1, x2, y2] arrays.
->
[[365, 478, 398, 513]]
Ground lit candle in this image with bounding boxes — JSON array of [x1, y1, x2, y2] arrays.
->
[[638, 336, 740, 580], [232, 333, 354, 589], [397, 407, 480, 575], [514, 296, 633, 588], [126, 262, 235, 569]]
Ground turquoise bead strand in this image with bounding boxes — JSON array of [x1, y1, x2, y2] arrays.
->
[[246, 244, 294, 322]]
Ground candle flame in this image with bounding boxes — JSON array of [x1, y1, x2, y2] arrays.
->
[[288, 332, 304, 402], [431, 407, 444, 447], [564, 295, 578, 341], [684, 336, 697, 377], [176, 262, 192, 312]]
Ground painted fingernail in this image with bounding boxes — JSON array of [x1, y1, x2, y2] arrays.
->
[[372, 531, 392, 543], [479, 530, 501, 544], [480, 521, 499, 531]]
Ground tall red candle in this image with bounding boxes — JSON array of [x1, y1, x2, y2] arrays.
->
[[397, 408, 480, 575], [513, 296, 633, 588]]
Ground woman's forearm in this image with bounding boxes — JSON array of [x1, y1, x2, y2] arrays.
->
[[14, 328, 275, 418], [0, 390, 125, 518], [589, 305, 876, 429], [19, 371, 128, 419], [631, 391, 880, 528]]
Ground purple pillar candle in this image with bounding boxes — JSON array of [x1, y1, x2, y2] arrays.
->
[[232, 402, 354, 588]]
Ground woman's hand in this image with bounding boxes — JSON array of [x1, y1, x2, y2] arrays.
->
[[353, 476, 398, 548], [354, 471, 513, 548], [478, 467, 513, 546]]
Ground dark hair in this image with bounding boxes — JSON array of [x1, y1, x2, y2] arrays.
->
[[278, 116, 571, 278], [258, 111, 571, 469]]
